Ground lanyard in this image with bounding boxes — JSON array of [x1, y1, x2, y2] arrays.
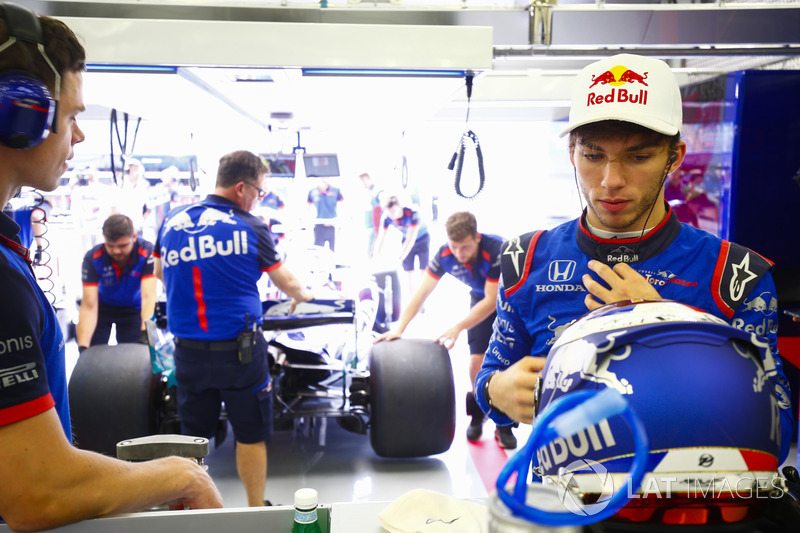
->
[[0, 233, 31, 263]]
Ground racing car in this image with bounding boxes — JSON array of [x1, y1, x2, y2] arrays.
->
[[67, 295, 456, 460]]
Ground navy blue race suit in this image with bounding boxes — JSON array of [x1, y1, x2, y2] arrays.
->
[[475, 207, 793, 464]]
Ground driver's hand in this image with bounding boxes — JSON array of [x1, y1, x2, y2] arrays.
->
[[582, 260, 661, 311], [374, 330, 401, 344], [488, 356, 546, 424]]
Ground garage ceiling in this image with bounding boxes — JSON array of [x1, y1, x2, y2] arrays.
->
[[25, 0, 800, 143]]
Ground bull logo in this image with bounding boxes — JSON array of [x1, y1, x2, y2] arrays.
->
[[618, 69, 649, 86], [164, 207, 239, 236], [610, 245, 636, 256], [546, 316, 573, 346], [589, 65, 649, 89], [742, 292, 778, 316], [163, 210, 194, 233], [731, 332, 777, 394], [543, 331, 634, 396], [656, 269, 676, 280], [197, 208, 237, 228]]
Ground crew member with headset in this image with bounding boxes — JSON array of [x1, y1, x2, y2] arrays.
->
[[154, 150, 313, 507], [0, 3, 221, 530], [77, 213, 156, 350]]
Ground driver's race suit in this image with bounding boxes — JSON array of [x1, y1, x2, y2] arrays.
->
[[475, 206, 793, 464]]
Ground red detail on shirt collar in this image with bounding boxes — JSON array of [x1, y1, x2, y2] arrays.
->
[[0, 233, 31, 263]]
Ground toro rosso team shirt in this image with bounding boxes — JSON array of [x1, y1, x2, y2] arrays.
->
[[0, 212, 70, 439], [476, 207, 793, 463], [428, 233, 503, 300], [81, 238, 154, 309], [383, 207, 429, 243], [307, 186, 343, 220], [154, 195, 282, 341]]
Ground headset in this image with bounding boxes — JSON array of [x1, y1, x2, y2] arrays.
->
[[0, 2, 59, 150]]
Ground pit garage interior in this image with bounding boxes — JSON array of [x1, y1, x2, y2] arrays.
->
[[5, 0, 800, 531]]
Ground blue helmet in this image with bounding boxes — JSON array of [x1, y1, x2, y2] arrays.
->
[[535, 299, 783, 525]]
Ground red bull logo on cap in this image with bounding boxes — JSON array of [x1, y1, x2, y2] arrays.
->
[[587, 64, 649, 108]]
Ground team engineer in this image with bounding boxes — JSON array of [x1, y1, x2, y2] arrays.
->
[[374, 212, 517, 448], [0, 4, 221, 531], [77, 214, 155, 350], [475, 53, 794, 465], [154, 150, 314, 507]]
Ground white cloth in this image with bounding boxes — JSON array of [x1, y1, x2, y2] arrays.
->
[[378, 489, 487, 533]]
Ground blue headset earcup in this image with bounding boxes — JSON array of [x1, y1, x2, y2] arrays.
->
[[0, 70, 54, 149]]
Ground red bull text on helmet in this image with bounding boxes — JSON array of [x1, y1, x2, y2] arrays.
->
[[587, 64, 649, 107]]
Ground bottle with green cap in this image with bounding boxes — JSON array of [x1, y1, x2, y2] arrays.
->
[[291, 488, 322, 533]]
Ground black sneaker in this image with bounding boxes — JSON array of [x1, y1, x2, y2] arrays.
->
[[494, 426, 517, 449], [466, 414, 484, 442]]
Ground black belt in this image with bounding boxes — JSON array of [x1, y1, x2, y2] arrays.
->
[[174, 337, 238, 352]]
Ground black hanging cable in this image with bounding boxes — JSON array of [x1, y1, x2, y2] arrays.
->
[[448, 73, 486, 199], [29, 190, 55, 305], [109, 110, 117, 185], [451, 130, 485, 198], [109, 109, 142, 185]]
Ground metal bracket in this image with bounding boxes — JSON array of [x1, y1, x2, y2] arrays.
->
[[529, 0, 557, 46]]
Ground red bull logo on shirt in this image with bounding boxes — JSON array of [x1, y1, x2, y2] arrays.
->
[[587, 64, 649, 108], [160, 230, 249, 268]]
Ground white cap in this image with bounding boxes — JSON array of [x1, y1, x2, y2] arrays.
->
[[560, 53, 682, 137], [294, 488, 318, 510]]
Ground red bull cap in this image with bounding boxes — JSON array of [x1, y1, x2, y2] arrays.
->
[[559, 53, 682, 137]]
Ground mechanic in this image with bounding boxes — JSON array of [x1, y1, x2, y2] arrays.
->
[[154, 150, 314, 507], [374, 195, 431, 297], [374, 212, 517, 448], [77, 214, 155, 350], [0, 4, 221, 531], [475, 53, 794, 465]]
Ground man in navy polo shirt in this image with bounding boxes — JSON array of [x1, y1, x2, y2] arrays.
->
[[154, 150, 313, 507], [77, 214, 155, 350], [0, 4, 221, 529], [307, 176, 343, 251], [374, 212, 516, 448]]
